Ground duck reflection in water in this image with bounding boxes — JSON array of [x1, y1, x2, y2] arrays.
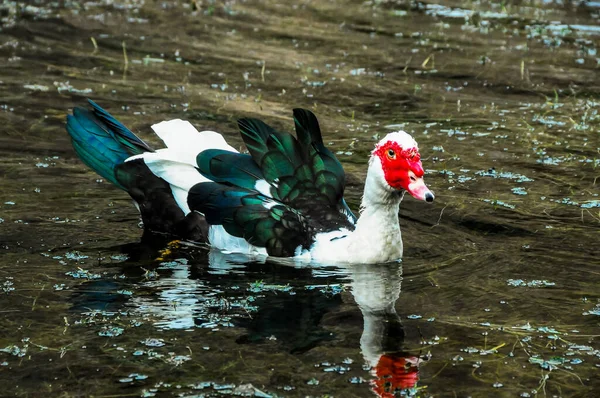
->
[[68, 240, 427, 396], [348, 263, 426, 397]]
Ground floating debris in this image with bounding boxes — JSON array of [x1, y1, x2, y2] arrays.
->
[[442, 128, 468, 140], [551, 197, 579, 206], [54, 81, 92, 94], [64, 251, 89, 261], [323, 365, 350, 374], [65, 269, 101, 280], [511, 187, 527, 195], [529, 356, 565, 370], [110, 254, 129, 261], [507, 279, 556, 288], [165, 354, 191, 366], [349, 68, 366, 76], [481, 199, 516, 209], [143, 56, 165, 65], [140, 338, 165, 347], [248, 281, 293, 294], [476, 169, 534, 182], [532, 114, 566, 127], [23, 84, 49, 92], [583, 304, 600, 316], [538, 326, 560, 334], [581, 200, 600, 209], [0, 345, 27, 357], [98, 326, 124, 337], [348, 376, 366, 384], [2, 279, 15, 294]]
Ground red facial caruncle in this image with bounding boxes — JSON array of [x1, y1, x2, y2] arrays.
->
[[373, 139, 434, 202]]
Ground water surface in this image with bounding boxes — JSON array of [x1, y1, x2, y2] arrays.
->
[[1, 0, 599, 396]]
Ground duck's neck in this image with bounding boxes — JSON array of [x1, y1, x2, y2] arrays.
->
[[345, 165, 404, 263]]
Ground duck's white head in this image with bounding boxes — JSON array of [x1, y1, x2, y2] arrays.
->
[[370, 131, 434, 202]]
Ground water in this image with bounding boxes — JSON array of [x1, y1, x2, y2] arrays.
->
[[1, 0, 599, 396]]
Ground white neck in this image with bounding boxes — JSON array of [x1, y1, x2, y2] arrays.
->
[[308, 157, 405, 264], [338, 159, 405, 263]]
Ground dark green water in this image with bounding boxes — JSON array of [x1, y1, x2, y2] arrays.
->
[[1, 0, 599, 396]]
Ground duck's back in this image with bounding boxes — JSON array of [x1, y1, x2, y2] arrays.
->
[[145, 111, 357, 257]]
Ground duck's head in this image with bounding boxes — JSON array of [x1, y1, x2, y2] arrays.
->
[[370, 131, 434, 202]]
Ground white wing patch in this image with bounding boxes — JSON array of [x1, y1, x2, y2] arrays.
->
[[152, 119, 237, 153], [254, 179, 273, 198], [208, 225, 268, 256], [262, 199, 278, 210], [127, 151, 206, 214], [127, 119, 240, 215]]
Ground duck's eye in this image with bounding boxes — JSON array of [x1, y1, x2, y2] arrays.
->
[[387, 149, 396, 159]]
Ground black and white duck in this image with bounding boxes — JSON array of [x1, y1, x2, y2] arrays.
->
[[66, 100, 434, 264]]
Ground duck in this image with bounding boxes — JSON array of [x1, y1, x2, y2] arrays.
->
[[66, 99, 434, 264]]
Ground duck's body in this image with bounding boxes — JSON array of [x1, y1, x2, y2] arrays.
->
[[66, 100, 433, 264]]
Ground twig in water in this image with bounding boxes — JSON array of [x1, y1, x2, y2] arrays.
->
[[520, 60, 525, 80], [488, 342, 506, 352], [556, 367, 584, 386], [90, 37, 98, 53], [432, 204, 448, 228], [122, 41, 129, 68], [421, 53, 434, 69], [535, 371, 549, 397], [402, 56, 412, 74]]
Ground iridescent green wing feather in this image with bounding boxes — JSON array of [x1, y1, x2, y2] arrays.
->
[[187, 182, 313, 256], [237, 114, 355, 227]]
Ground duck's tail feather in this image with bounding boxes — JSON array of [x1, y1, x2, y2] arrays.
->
[[66, 99, 153, 189]]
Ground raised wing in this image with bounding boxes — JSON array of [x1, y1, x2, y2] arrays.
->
[[237, 110, 356, 227]]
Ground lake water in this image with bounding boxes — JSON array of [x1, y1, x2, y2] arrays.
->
[[1, 0, 599, 396]]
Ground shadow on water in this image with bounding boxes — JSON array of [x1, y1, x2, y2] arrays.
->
[[1, 0, 599, 396]]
